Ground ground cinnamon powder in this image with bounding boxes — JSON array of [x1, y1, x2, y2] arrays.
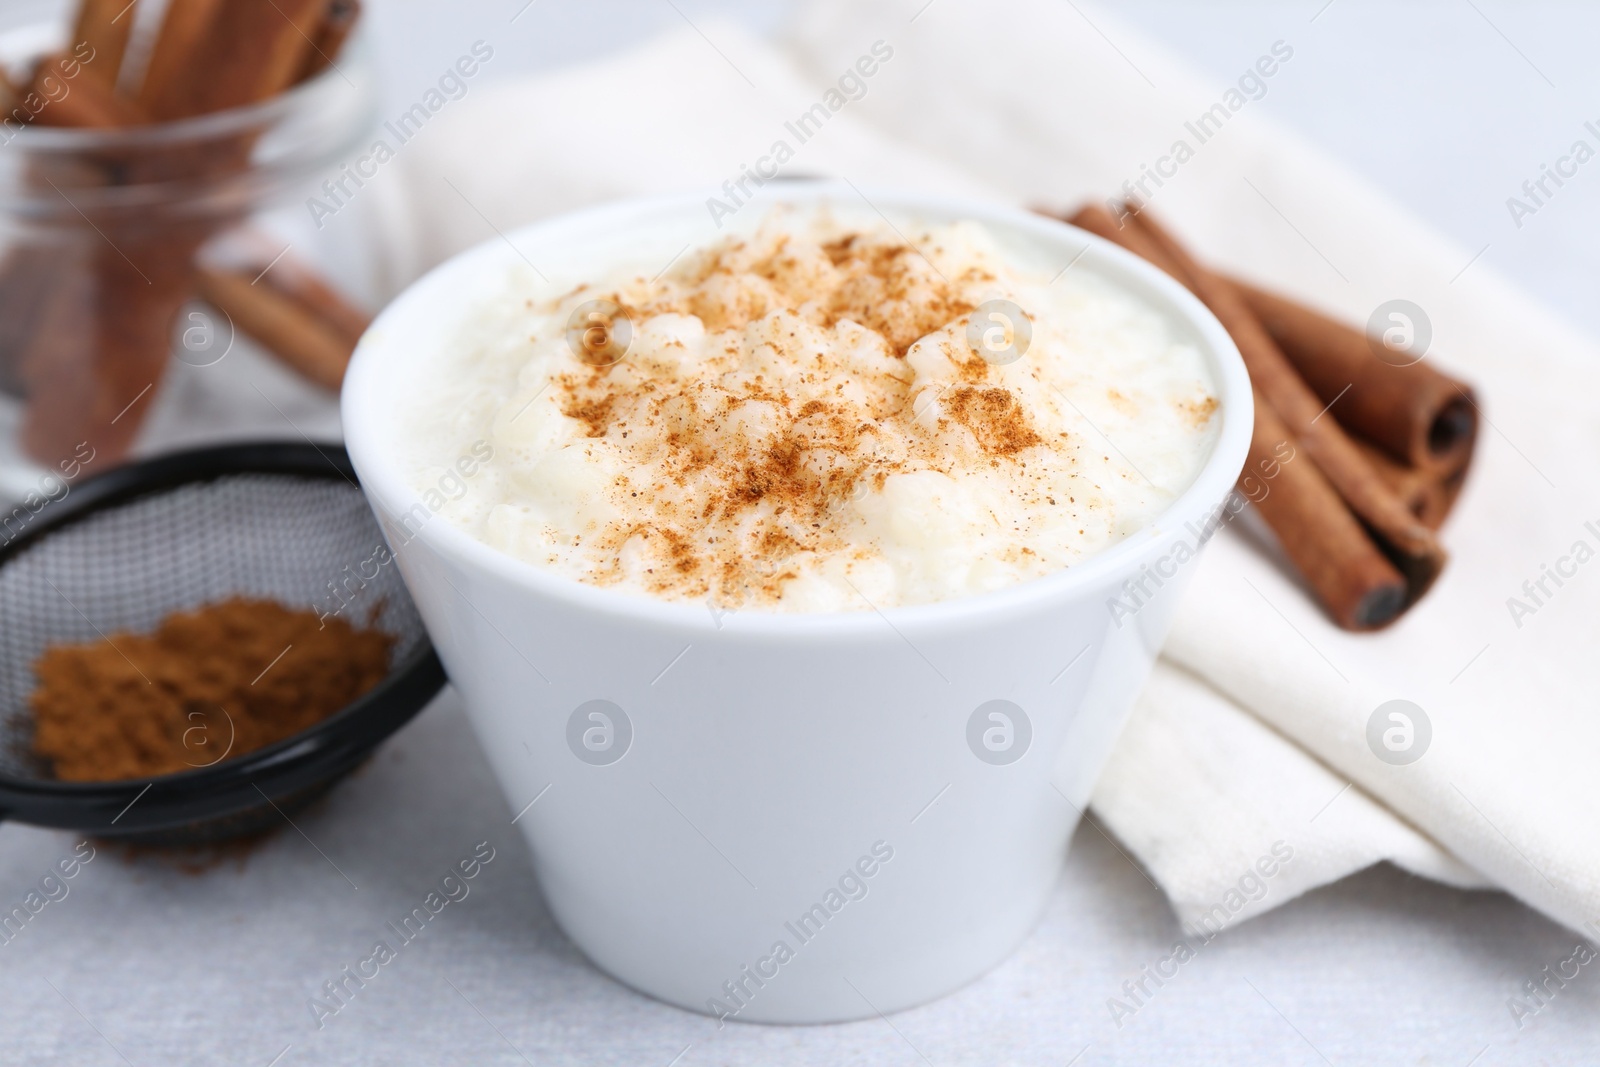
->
[[30, 597, 393, 782], [542, 226, 1052, 606]]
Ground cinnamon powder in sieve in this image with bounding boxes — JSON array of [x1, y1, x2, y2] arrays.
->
[[30, 598, 393, 782]]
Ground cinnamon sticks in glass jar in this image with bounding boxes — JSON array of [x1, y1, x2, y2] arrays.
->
[[0, 0, 375, 468], [1062, 202, 1477, 631]]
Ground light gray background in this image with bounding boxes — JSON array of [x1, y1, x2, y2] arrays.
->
[[4, 2, 1598, 1064], [364, 0, 1600, 337]]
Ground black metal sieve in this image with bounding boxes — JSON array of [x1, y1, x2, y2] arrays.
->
[[0, 442, 444, 845]]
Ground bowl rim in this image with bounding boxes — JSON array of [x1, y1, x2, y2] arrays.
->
[[343, 182, 1254, 637], [0, 441, 444, 810]]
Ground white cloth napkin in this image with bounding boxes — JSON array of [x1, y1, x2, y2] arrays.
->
[[372, 1, 1600, 938], [789, 0, 1600, 935]]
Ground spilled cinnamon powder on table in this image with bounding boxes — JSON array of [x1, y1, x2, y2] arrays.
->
[[30, 597, 393, 782]]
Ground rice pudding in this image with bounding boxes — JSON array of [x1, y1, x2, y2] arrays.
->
[[403, 210, 1220, 611]]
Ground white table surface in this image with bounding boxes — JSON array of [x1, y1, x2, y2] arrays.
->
[[5, 689, 1598, 1066], [5, 2, 1600, 1064]]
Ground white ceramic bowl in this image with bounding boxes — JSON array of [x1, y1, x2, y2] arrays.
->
[[342, 184, 1251, 1024]]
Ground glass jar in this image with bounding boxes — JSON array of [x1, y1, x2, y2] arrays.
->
[[0, 3, 380, 504]]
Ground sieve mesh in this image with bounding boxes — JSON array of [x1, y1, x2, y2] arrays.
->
[[0, 473, 426, 782]]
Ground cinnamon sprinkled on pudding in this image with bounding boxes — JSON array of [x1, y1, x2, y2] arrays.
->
[[408, 210, 1220, 611]]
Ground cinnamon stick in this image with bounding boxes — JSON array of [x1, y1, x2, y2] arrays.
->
[[1233, 279, 1478, 475], [1248, 392, 1408, 629], [69, 0, 138, 88], [262, 263, 369, 352], [1081, 206, 1445, 604], [13, 47, 185, 464], [1070, 202, 1167, 268], [0, 38, 129, 402], [205, 231, 371, 350], [13, 0, 331, 463], [0, 71, 49, 395], [21, 228, 199, 463], [1356, 440, 1449, 530], [0, 65, 18, 112], [0, 250, 62, 397], [143, 0, 326, 120], [134, 0, 225, 114], [1437, 468, 1468, 529], [30, 52, 146, 128], [8, 5, 369, 430], [0, 70, 29, 394], [1067, 202, 1447, 625], [196, 266, 355, 390]]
